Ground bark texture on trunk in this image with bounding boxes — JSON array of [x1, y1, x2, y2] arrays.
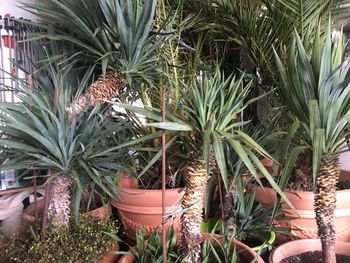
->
[[47, 175, 72, 230], [181, 155, 208, 263], [314, 155, 339, 263], [66, 71, 124, 117]]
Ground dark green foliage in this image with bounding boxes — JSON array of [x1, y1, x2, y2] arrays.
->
[[229, 186, 290, 243], [0, 63, 139, 221], [22, 0, 166, 87]]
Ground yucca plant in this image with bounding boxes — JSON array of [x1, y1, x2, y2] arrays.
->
[[0, 66, 136, 230], [212, 0, 350, 82], [22, 0, 165, 117], [274, 25, 350, 262], [111, 68, 293, 262]]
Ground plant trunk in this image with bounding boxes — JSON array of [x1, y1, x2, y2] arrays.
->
[[66, 71, 124, 117], [181, 155, 208, 263], [47, 175, 72, 230], [314, 155, 339, 263]]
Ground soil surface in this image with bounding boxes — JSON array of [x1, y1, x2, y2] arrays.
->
[[280, 251, 350, 263]]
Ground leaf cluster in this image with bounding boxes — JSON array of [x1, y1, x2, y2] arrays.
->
[[0, 65, 139, 218], [274, 24, 350, 182], [207, 0, 350, 82], [22, 0, 166, 86], [229, 183, 289, 243], [111, 68, 295, 210]]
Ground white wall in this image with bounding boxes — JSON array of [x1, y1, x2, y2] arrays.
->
[[0, 0, 37, 20], [340, 152, 350, 171]]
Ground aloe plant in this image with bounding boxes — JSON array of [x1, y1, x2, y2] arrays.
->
[[274, 25, 350, 262]]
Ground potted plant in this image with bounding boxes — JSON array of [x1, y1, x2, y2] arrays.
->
[[113, 67, 293, 262], [265, 24, 350, 262], [22, 0, 190, 240], [227, 184, 290, 259], [22, 0, 167, 118], [116, 227, 264, 263], [0, 61, 136, 231], [269, 239, 350, 263]]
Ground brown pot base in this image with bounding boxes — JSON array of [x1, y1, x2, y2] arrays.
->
[[111, 187, 184, 240]]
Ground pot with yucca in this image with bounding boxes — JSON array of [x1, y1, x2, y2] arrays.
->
[[109, 139, 187, 240], [0, 63, 136, 232], [116, 227, 264, 263], [269, 24, 350, 263], [112, 68, 293, 263]]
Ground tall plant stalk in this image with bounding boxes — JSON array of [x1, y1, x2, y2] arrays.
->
[[181, 154, 208, 262], [47, 176, 72, 229], [315, 155, 339, 262]]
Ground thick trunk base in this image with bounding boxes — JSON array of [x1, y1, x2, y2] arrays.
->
[[314, 156, 339, 263], [47, 175, 72, 230], [181, 156, 208, 263]]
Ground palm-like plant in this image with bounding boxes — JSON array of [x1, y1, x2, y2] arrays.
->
[[112, 69, 293, 262], [22, 0, 164, 116], [274, 26, 350, 262], [213, 0, 350, 82], [0, 66, 136, 230]]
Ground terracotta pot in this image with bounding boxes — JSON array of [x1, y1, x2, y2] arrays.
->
[[118, 171, 138, 188], [252, 170, 350, 243], [111, 186, 184, 240], [117, 233, 264, 263], [269, 239, 350, 263], [98, 241, 120, 263]]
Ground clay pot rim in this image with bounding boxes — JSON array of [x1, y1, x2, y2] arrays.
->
[[251, 183, 350, 195], [110, 198, 182, 214], [269, 238, 350, 263], [116, 186, 185, 194]]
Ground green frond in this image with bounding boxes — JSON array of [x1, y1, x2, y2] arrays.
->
[[275, 23, 350, 183], [22, 0, 165, 83], [210, 0, 350, 82], [0, 63, 137, 202]]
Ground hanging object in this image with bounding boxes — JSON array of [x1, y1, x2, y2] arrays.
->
[[3, 14, 15, 49], [3, 36, 15, 49]]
